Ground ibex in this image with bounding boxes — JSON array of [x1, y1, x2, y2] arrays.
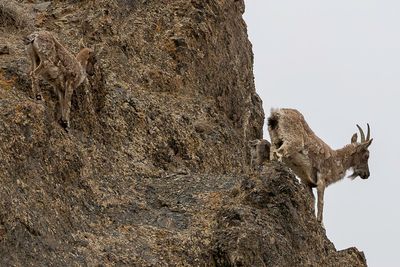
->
[[23, 31, 96, 129], [268, 108, 373, 223], [249, 139, 270, 171]]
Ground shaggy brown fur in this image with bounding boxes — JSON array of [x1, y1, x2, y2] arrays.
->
[[24, 31, 95, 129], [268, 108, 372, 223]]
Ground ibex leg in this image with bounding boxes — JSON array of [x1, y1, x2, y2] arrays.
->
[[56, 88, 65, 126], [62, 80, 74, 129], [316, 178, 326, 223]]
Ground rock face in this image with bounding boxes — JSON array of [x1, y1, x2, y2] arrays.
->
[[0, 0, 366, 266]]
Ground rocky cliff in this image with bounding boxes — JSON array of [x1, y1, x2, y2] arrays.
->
[[0, 0, 367, 266]]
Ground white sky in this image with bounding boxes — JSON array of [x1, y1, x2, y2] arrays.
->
[[244, 1, 400, 266]]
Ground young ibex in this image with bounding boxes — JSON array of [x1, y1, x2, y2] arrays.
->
[[268, 108, 373, 223], [23, 31, 96, 129], [249, 139, 270, 171]]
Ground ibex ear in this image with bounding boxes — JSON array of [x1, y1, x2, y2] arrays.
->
[[358, 139, 373, 152], [363, 138, 373, 148], [351, 133, 358, 143]]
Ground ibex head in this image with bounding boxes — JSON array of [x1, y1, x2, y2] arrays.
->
[[350, 124, 373, 179]]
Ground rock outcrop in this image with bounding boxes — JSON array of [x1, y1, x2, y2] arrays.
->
[[0, 0, 366, 266]]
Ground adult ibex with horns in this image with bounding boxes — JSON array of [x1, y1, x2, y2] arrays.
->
[[268, 108, 373, 223]]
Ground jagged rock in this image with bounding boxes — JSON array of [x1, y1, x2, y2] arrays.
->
[[212, 162, 366, 266], [0, 0, 367, 266]]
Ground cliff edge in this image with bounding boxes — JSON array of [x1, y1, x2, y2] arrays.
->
[[0, 0, 366, 266]]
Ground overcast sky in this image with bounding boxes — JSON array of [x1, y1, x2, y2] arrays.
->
[[244, 1, 400, 266]]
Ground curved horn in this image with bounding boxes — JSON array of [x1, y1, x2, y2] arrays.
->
[[366, 123, 370, 141], [356, 124, 365, 142]]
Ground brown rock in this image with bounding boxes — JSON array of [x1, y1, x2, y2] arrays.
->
[[0, 0, 366, 266]]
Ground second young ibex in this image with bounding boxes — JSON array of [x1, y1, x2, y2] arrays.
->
[[249, 139, 270, 171], [24, 31, 96, 129], [268, 108, 373, 223]]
